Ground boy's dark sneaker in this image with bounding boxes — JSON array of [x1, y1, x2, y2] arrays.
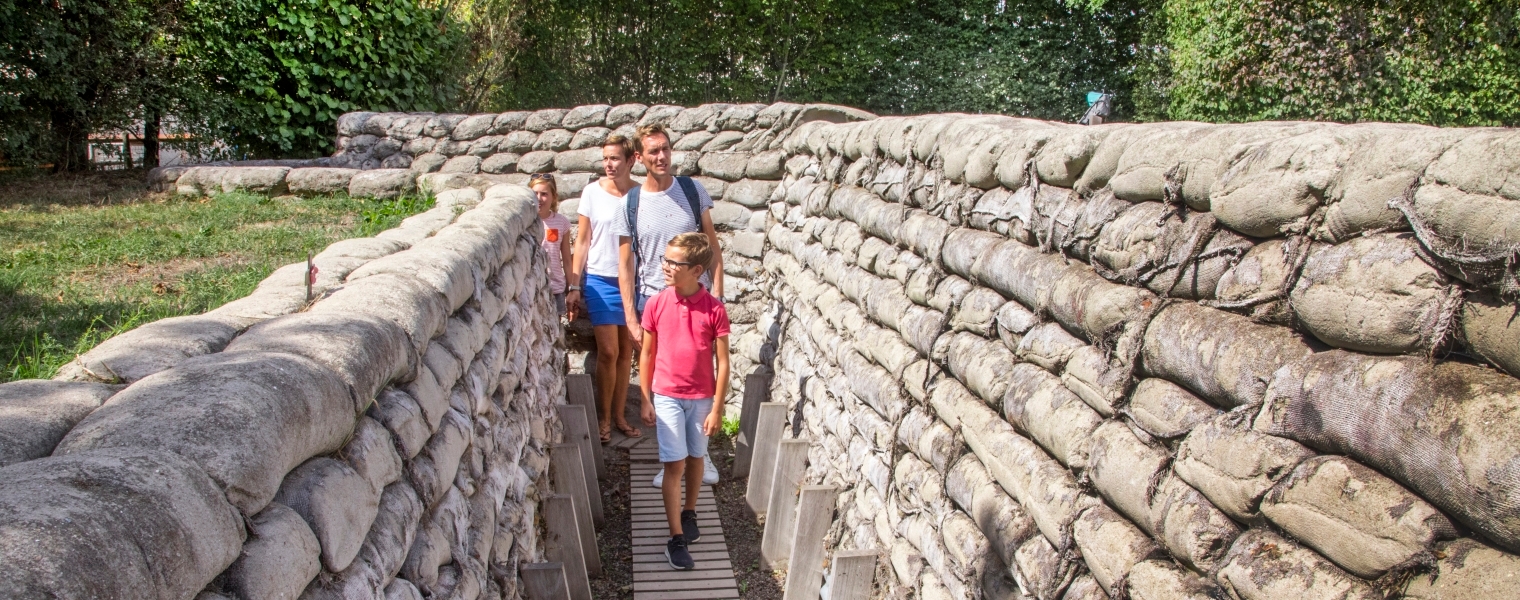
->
[[666, 535, 695, 570], [681, 509, 702, 542]]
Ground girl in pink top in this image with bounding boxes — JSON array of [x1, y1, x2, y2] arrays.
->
[[532, 174, 572, 314]]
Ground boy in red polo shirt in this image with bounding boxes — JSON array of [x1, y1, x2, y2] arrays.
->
[[637, 232, 730, 571]]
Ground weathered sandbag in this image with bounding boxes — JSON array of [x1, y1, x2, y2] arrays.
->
[[0, 448, 244, 600], [1073, 504, 1162, 596], [1260, 455, 1456, 579], [302, 482, 425, 599], [1289, 232, 1462, 354], [1086, 420, 1169, 533], [1148, 474, 1241, 574], [949, 287, 1005, 338], [1074, 122, 1197, 196], [1215, 529, 1380, 600], [937, 331, 1017, 406], [971, 240, 1076, 317], [1209, 236, 1317, 324], [1125, 560, 1222, 600], [996, 300, 1041, 350], [939, 117, 1027, 183], [987, 125, 1060, 190], [227, 501, 322, 600], [1256, 350, 1520, 553], [840, 349, 909, 421], [1139, 302, 1314, 408], [1014, 534, 1079, 600], [854, 323, 920, 375], [287, 167, 360, 196], [0, 380, 117, 467], [344, 416, 404, 494], [1402, 538, 1520, 600], [1034, 125, 1112, 189], [926, 377, 983, 428], [926, 275, 973, 314], [941, 227, 1004, 280], [1115, 122, 1322, 209], [947, 454, 1040, 568], [1317, 124, 1465, 242], [348, 246, 478, 313], [960, 402, 1097, 549], [1015, 322, 1086, 372], [1002, 363, 1102, 470], [1172, 413, 1315, 523], [1060, 345, 1134, 417], [274, 457, 382, 572], [227, 313, 413, 412], [1462, 292, 1520, 376], [1090, 202, 1253, 300], [1044, 261, 1161, 351], [55, 313, 245, 384], [1407, 130, 1520, 269], [898, 407, 961, 472], [1123, 378, 1219, 440], [55, 351, 355, 515], [1060, 574, 1110, 600], [312, 273, 449, 355], [1209, 127, 1352, 237], [895, 454, 948, 510]]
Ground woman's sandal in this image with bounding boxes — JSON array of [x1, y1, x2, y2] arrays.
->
[[615, 422, 642, 438], [599, 422, 613, 443]]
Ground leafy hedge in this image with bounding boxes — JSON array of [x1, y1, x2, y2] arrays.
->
[[188, 0, 464, 157]]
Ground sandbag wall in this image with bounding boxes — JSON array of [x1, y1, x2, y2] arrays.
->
[[0, 184, 567, 599], [755, 115, 1520, 599], [309, 102, 874, 417]]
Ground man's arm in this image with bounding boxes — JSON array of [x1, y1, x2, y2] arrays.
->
[[638, 329, 658, 426], [701, 209, 723, 299], [705, 335, 730, 436], [618, 236, 643, 347]]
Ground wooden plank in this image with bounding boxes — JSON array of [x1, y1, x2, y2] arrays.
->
[[731, 372, 772, 478], [782, 485, 841, 600], [634, 550, 730, 563], [558, 402, 608, 488], [548, 444, 601, 576], [632, 590, 740, 600], [633, 578, 738, 591], [542, 494, 593, 600], [565, 373, 595, 409], [633, 569, 738, 583], [631, 519, 721, 530], [633, 540, 729, 553], [743, 403, 788, 518], [633, 559, 733, 573], [822, 549, 879, 600], [520, 562, 570, 600], [760, 437, 811, 570]]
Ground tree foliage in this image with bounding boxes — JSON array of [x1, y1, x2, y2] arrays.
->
[[188, 0, 465, 158], [497, 0, 1145, 121]]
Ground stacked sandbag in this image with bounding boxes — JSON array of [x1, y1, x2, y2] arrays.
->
[[3, 183, 567, 598], [751, 112, 1520, 600]]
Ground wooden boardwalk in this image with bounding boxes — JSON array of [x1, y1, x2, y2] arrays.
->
[[611, 430, 741, 600]]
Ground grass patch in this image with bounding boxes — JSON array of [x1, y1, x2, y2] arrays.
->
[[1, 173, 433, 381]]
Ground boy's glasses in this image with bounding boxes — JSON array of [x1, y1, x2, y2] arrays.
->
[[662, 258, 696, 269]]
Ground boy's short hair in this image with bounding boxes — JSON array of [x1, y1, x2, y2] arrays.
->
[[604, 134, 635, 158], [633, 124, 671, 154], [669, 232, 712, 270]]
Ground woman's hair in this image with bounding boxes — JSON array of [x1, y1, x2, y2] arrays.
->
[[604, 134, 635, 159], [668, 232, 713, 271], [529, 173, 559, 209]]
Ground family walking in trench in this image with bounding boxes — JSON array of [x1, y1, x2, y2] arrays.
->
[[535, 124, 730, 572]]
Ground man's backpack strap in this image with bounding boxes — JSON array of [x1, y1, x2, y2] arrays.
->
[[676, 176, 703, 224], [626, 184, 642, 276]]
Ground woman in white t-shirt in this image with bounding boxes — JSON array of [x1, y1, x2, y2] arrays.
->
[[568, 134, 639, 442]]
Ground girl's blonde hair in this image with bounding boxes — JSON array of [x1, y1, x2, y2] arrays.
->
[[529, 173, 559, 210]]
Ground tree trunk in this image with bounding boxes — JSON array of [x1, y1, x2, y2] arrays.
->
[[142, 111, 161, 169], [50, 108, 90, 172], [122, 132, 133, 169]]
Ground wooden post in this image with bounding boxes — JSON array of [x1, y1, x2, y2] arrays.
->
[[556, 405, 605, 527], [743, 402, 788, 518], [548, 444, 602, 576], [822, 550, 879, 600], [541, 494, 593, 600], [520, 562, 571, 600], [731, 372, 773, 478], [761, 437, 812, 569], [782, 485, 841, 600], [557, 403, 606, 480], [565, 374, 595, 411]]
